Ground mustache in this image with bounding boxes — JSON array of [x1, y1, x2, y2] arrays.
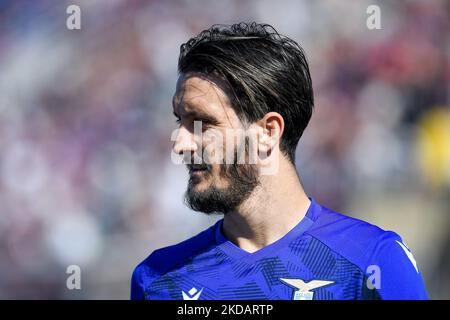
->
[[183, 152, 212, 172], [186, 163, 212, 171]]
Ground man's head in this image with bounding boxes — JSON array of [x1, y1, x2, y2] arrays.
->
[[172, 22, 314, 215]]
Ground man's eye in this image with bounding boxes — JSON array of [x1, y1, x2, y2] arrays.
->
[[196, 120, 212, 131]]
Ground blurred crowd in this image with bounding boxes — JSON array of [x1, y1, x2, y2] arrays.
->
[[0, 0, 449, 299]]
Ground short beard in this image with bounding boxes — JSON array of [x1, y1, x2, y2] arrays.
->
[[184, 162, 260, 215]]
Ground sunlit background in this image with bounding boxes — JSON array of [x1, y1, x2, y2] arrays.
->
[[0, 0, 449, 299]]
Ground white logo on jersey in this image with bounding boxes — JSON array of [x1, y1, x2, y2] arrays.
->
[[182, 287, 203, 300], [396, 240, 419, 273], [280, 278, 334, 300]]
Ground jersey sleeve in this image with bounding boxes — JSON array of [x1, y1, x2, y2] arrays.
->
[[130, 252, 159, 300], [366, 231, 428, 300], [130, 264, 145, 300]]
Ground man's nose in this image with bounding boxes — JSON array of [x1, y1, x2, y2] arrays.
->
[[173, 126, 198, 155]]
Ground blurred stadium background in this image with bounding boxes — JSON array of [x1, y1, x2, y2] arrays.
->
[[0, 0, 449, 299]]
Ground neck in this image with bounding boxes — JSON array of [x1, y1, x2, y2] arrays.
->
[[222, 159, 311, 253]]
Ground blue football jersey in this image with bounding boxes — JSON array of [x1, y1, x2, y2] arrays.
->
[[131, 198, 428, 300]]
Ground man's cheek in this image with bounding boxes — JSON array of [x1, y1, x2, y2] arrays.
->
[[203, 129, 229, 166]]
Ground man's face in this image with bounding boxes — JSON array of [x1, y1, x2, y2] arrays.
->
[[172, 73, 260, 214]]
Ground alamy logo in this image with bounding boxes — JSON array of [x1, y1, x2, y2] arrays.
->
[[171, 122, 280, 176], [280, 278, 334, 300], [66, 265, 81, 290], [182, 287, 203, 300], [66, 5, 81, 30]]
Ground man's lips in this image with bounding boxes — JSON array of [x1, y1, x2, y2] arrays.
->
[[190, 168, 207, 175], [187, 165, 209, 175]]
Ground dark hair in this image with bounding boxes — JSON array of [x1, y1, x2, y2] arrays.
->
[[178, 22, 314, 163]]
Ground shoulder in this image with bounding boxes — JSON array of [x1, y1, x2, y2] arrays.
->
[[307, 205, 392, 266], [306, 203, 428, 299], [130, 221, 219, 299]]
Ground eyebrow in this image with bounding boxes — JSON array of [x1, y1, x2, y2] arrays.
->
[[172, 110, 218, 124], [172, 102, 218, 123]]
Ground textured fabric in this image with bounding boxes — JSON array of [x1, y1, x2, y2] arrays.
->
[[131, 198, 428, 300]]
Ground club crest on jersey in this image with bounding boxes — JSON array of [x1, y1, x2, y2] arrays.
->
[[280, 278, 334, 300], [182, 287, 203, 300]]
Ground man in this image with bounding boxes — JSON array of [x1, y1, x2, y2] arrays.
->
[[131, 22, 428, 300]]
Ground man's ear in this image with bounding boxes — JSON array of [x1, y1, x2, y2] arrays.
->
[[257, 112, 284, 155]]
